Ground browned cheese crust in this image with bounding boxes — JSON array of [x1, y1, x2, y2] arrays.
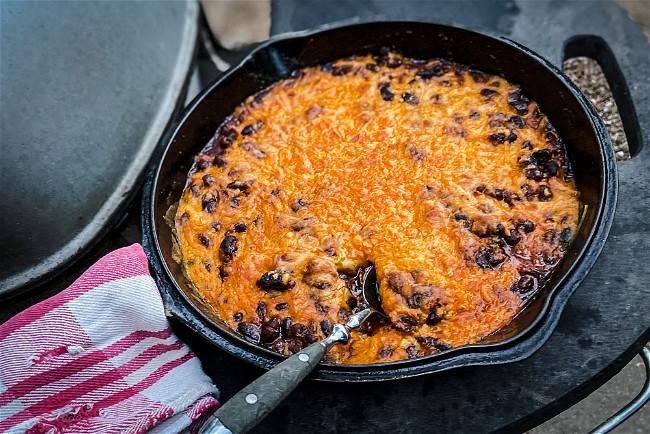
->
[[175, 51, 580, 364]]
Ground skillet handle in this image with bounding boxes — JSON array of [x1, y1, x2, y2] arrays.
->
[[564, 35, 644, 157], [199, 324, 350, 434]]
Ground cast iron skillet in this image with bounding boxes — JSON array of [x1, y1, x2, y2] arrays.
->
[[143, 21, 617, 382]]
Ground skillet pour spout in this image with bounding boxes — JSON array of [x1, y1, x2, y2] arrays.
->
[[144, 21, 617, 382]]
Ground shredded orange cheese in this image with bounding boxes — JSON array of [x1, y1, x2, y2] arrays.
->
[[175, 52, 580, 364]]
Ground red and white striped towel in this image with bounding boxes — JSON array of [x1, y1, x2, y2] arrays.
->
[[0, 244, 219, 433]]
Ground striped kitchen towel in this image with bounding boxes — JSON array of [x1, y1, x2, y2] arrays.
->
[[0, 244, 219, 433]]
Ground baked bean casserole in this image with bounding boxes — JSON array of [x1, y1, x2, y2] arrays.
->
[[173, 51, 580, 364]]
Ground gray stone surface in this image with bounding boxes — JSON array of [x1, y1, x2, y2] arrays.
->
[[530, 349, 650, 433]]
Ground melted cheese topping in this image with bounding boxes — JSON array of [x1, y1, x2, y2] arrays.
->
[[175, 53, 580, 364]]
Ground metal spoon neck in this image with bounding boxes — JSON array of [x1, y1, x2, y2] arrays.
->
[[345, 308, 372, 329]]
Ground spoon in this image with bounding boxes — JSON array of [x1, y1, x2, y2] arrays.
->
[[199, 265, 384, 434]]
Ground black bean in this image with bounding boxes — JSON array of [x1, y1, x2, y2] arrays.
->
[[233, 312, 243, 322], [202, 174, 215, 186], [425, 310, 443, 326], [227, 179, 254, 192], [346, 297, 357, 310], [538, 185, 553, 201], [488, 133, 507, 144], [518, 220, 535, 233], [222, 129, 238, 147], [204, 261, 212, 272], [275, 302, 289, 311], [213, 155, 228, 168], [230, 196, 241, 208], [271, 188, 280, 196], [521, 184, 537, 201], [545, 131, 560, 148], [180, 212, 189, 225], [510, 116, 526, 128], [202, 194, 217, 213], [508, 89, 531, 115], [291, 198, 307, 212], [366, 63, 380, 72], [234, 223, 247, 233], [470, 111, 480, 119], [402, 92, 419, 105], [476, 246, 507, 269], [399, 315, 419, 330], [196, 159, 211, 170], [255, 302, 267, 321], [241, 120, 264, 136], [454, 213, 467, 221], [218, 264, 230, 281], [502, 190, 520, 206], [281, 317, 292, 339], [257, 269, 295, 291], [260, 317, 280, 344], [417, 62, 452, 79], [521, 141, 533, 150], [238, 322, 260, 342], [417, 336, 452, 351], [508, 132, 518, 143], [469, 70, 488, 83], [331, 64, 353, 76], [524, 167, 545, 182], [379, 346, 394, 358], [406, 345, 419, 359], [198, 234, 211, 248], [291, 323, 307, 338], [532, 149, 551, 164], [219, 235, 238, 262], [189, 184, 202, 197], [313, 281, 331, 290], [320, 320, 331, 335], [379, 83, 394, 101], [480, 88, 497, 98], [211, 222, 221, 232], [503, 228, 522, 246], [387, 57, 402, 68], [407, 294, 423, 309], [546, 161, 559, 177], [441, 80, 451, 87], [512, 274, 538, 295]]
